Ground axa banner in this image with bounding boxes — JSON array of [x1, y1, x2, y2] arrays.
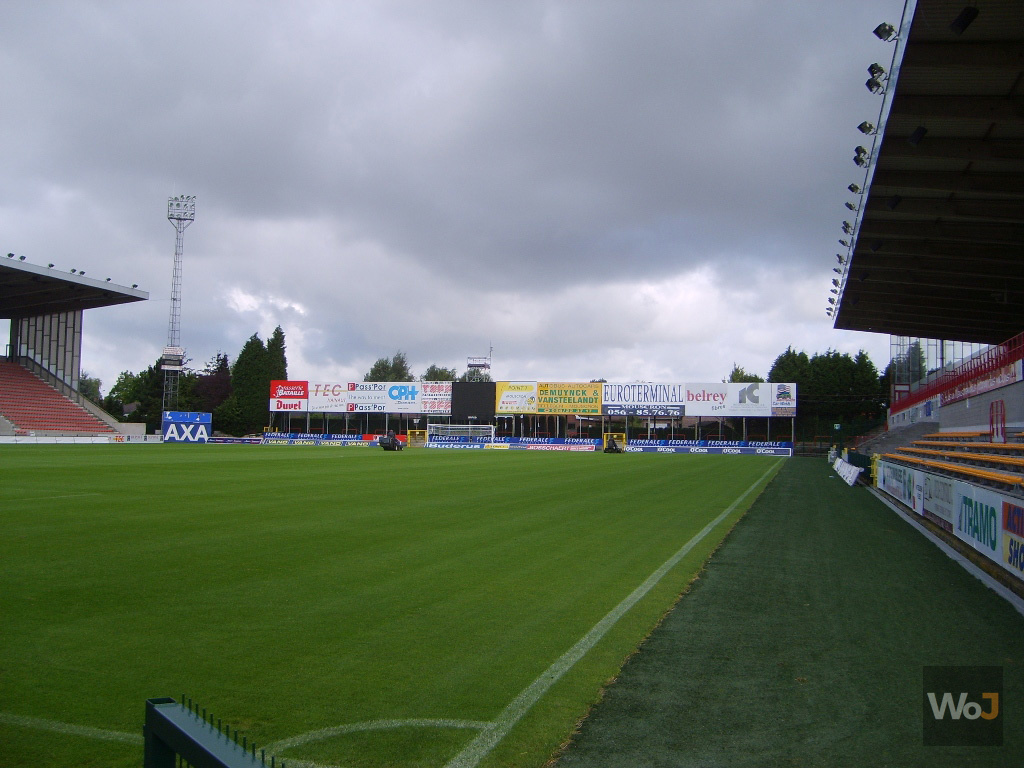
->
[[683, 382, 798, 417], [495, 381, 538, 414], [602, 383, 685, 417], [161, 411, 212, 443], [536, 382, 602, 415]]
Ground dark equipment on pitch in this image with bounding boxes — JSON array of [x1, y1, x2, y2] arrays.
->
[[604, 436, 623, 453], [379, 431, 404, 451]]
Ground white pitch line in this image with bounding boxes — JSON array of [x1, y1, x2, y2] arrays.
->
[[264, 717, 489, 754], [444, 459, 784, 768], [0, 711, 142, 745]]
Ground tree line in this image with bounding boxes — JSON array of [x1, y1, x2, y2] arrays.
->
[[83, 333, 891, 439], [84, 338, 490, 436]]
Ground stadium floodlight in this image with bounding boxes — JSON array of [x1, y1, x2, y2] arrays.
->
[[839, 239, 851, 247], [47, 263, 54, 268], [833, 267, 842, 274], [832, 278, 840, 287], [867, 63, 887, 79], [845, 201, 858, 211], [828, 297, 836, 304], [849, 183, 863, 194], [950, 7, 979, 35], [854, 152, 869, 167], [19, 255, 26, 261], [857, 121, 876, 135], [836, 254, 847, 264], [873, 22, 897, 41], [6, 253, 12, 258], [842, 221, 854, 234]]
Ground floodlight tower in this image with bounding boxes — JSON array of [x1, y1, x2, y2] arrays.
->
[[162, 195, 196, 410]]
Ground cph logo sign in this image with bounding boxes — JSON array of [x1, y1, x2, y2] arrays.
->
[[388, 385, 419, 401], [923, 666, 1002, 746]]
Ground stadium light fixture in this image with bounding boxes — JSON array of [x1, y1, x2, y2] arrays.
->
[[47, 263, 54, 268], [873, 22, 897, 41], [849, 183, 863, 194], [836, 254, 847, 264], [833, 267, 842, 274], [950, 7, 979, 35], [105, 277, 112, 282], [19, 255, 26, 261], [828, 297, 836, 305], [857, 121, 876, 135], [832, 278, 840, 287], [842, 221, 854, 235], [6, 253, 12, 258], [845, 201, 858, 211], [132, 284, 139, 288], [839, 239, 851, 248]]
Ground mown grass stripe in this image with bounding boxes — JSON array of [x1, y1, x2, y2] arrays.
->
[[444, 459, 783, 768]]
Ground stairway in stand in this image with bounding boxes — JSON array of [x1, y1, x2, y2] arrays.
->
[[0, 361, 115, 434]]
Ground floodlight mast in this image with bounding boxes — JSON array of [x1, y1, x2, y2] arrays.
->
[[162, 195, 196, 411]]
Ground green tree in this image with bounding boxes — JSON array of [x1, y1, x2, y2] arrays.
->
[[725, 364, 764, 383], [105, 361, 164, 433], [78, 371, 103, 404], [194, 352, 233, 414], [365, 351, 414, 382], [225, 333, 271, 435], [421, 364, 457, 381], [267, 325, 288, 382], [459, 367, 493, 382]]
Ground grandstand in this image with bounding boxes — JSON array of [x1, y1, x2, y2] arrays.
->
[[0, 257, 147, 437], [831, 0, 1024, 592]]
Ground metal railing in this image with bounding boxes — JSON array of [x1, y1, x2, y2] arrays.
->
[[891, 331, 1024, 414]]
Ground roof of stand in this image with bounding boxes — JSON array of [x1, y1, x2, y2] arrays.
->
[[0, 257, 148, 319], [833, 0, 1024, 345]]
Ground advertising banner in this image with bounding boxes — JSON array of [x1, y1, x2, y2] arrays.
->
[[877, 459, 922, 514], [954, 481, 1002, 562], [922, 472, 956, 533], [421, 381, 452, 414], [161, 411, 212, 443], [941, 359, 1023, 406], [495, 381, 538, 414], [536, 382, 602, 415], [683, 383, 797, 417], [270, 380, 309, 412], [1002, 500, 1024, 577], [602, 382, 685, 417]]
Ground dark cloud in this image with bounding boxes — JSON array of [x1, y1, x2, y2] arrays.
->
[[1, 0, 899, 389]]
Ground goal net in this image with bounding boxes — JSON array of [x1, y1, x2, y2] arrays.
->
[[427, 423, 496, 444]]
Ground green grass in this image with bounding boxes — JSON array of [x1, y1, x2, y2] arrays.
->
[[557, 458, 1024, 767], [0, 445, 781, 768]]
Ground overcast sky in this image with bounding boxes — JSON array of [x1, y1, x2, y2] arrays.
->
[[1, 0, 903, 391]]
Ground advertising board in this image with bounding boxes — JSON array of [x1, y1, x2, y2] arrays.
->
[[601, 382, 685, 417], [495, 382, 538, 414], [536, 382, 602, 415], [683, 383, 797, 417]]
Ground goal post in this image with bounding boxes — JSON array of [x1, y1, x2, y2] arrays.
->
[[427, 423, 496, 444], [603, 432, 626, 452]]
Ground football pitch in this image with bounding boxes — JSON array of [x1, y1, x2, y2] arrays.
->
[[0, 445, 782, 768]]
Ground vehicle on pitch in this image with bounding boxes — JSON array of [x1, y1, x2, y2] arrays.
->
[[379, 430, 404, 451]]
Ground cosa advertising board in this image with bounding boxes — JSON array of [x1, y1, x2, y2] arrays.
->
[[682, 383, 797, 417], [495, 382, 538, 414]]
